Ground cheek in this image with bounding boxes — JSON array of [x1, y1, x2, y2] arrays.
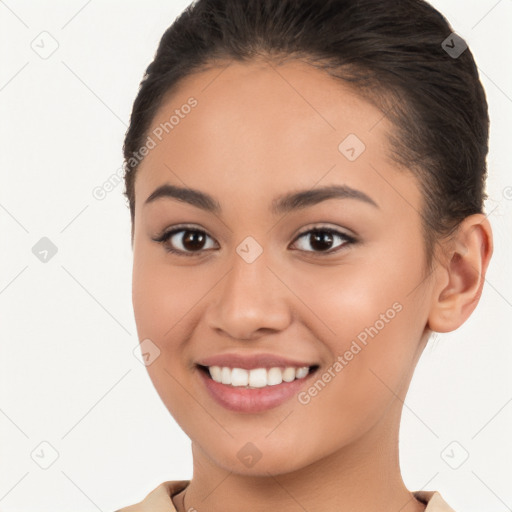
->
[[289, 243, 427, 424], [131, 250, 211, 414], [288, 301, 424, 467], [132, 246, 206, 341], [131, 265, 197, 430]]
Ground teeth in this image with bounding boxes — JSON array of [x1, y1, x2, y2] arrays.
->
[[282, 367, 296, 382], [221, 367, 231, 385], [248, 368, 267, 388], [209, 365, 222, 382], [295, 367, 309, 379], [231, 367, 249, 386], [207, 365, 311, 388], [267, 367, 283, 386]]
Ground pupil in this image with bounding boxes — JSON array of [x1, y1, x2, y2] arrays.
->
[[311, 231, 333, 251]]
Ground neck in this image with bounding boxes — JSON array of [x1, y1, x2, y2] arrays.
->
[[176, 398, 426, 512]]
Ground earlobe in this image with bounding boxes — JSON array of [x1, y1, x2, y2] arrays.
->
[[427, 214, 493, 333]]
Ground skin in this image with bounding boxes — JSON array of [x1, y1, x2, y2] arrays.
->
[[130, 58, 493, 512]]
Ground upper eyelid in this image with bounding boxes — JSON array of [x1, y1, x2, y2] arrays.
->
[[156, 223, 354, 240], [293, 225, 355, 240]]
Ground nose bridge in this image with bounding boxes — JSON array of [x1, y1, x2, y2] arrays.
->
[[208, 238, 291, 339]]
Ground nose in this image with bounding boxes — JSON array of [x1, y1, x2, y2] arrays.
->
[[206, 250, 293, 341]]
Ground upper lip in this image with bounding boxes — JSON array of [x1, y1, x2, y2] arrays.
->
[[197, 353, 318, 370]]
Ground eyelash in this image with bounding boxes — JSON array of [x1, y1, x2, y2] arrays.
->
[[152, 224, 357, 258]]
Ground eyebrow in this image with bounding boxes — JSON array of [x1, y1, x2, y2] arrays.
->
[[144, 183, 379, 215]]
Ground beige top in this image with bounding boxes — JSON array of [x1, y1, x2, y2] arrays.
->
[[115, 480, 457, 512]]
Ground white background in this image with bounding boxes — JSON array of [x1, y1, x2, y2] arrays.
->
[[0, 1, 511, 511]]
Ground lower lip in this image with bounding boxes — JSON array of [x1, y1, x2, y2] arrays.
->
[[198, 368, 317, 413]]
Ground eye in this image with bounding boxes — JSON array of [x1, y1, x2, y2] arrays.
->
[[152, 225, 217, 257], [290, 226, 356, 255], [153, 224, 356, 257]]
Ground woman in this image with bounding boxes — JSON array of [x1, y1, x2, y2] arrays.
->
[[116, 0, 493, 510]]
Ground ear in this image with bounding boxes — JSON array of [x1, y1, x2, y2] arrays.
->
[[427, 214, 493, 333]]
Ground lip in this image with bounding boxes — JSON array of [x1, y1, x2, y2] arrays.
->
[[196, 352, 317, 370], [196, 363, 319, 413]]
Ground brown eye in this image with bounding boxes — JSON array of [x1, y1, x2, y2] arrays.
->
[[154, 227, 217, 256], [291, 228, 355, 254]]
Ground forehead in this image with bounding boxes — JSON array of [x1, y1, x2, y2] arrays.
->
[[135, 58, 420, 216]]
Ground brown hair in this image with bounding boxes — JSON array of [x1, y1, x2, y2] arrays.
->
[[123, 0, 489, 265]]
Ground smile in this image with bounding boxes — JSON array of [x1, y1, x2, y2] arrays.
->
[[206, 365, 312, 388], [196, 356, 320, 413]]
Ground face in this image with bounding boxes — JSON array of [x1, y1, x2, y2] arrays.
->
[[131, 59, 435, 475]]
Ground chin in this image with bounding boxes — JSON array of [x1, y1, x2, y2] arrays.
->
[[217, 451, 311, 477], [194, 434, 323, 478]]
